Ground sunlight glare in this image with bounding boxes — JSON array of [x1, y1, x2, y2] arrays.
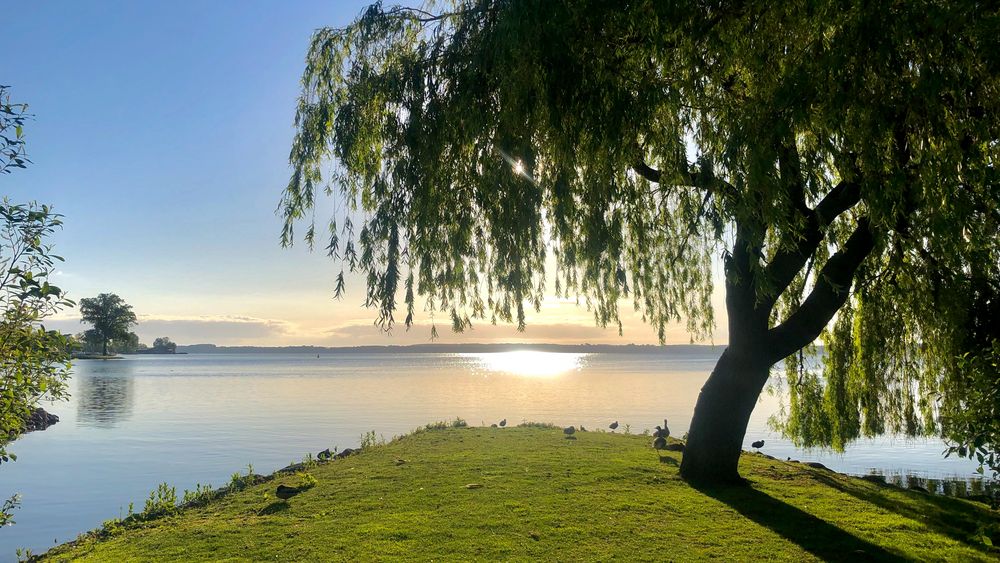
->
[[513, 160, 525, 175], [465, 351, 585, 378]]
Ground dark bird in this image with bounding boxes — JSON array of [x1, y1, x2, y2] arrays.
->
[[751, 439, 765, 452], [563, 426, 576, 436], [499, 418, 507, 427], [609, 421, 619, 431], [275, 485, 302, 501], [653, 422, 670, 439], [318, 448, 332, 460]]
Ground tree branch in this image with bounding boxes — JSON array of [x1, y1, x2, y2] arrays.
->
[[384, 6, 483, 24], [633, 160, 662, 183], [813, 180, 863, 225], [766, 216, 874, 363], [633, 158, 738, 198], [762, 180, 861, 306]]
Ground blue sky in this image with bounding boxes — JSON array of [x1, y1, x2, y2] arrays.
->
[[5, 1, 724, 346]]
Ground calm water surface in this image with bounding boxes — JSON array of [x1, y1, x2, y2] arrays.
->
[[0, 351, 985, 558]]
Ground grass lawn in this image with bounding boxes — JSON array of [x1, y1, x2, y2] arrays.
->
[[41, 425, 999, 561]]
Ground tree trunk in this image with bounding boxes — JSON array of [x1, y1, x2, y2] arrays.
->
[[676, 202, 872, 485], [679, 347, 771, 484], [102, 338, 108, 356]]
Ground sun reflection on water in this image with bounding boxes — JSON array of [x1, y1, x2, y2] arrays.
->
[[463, 351, 586, 377]]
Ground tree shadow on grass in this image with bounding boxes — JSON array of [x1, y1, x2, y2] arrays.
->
[[658, 455, 678, 466], [810, 472, 1000, 551], [694, 483, 904, 562], [257, 502, 290, 516]]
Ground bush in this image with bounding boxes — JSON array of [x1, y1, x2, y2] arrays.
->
[[142, 483, 177, 519]]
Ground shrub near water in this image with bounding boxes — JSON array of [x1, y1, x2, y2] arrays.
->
[[141, 483, 177, 519]]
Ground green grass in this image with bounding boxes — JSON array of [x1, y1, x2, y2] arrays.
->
[[42, 426, 999, 562]]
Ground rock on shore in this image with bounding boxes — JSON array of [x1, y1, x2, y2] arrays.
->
[[24, 407, 59, 432]]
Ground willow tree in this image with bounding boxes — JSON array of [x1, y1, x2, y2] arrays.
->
[[281, 1, 1000, 483]]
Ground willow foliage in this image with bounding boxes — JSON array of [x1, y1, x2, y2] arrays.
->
[[282, 1, 1000, 463]]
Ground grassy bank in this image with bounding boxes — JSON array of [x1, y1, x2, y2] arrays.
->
[[42, 425, 999, 561]]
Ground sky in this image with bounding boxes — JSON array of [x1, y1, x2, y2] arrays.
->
[[5, 1, 727, 347]]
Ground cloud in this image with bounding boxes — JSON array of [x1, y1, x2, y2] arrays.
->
[[45, 315, 298, 346]]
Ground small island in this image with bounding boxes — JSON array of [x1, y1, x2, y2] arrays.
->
[[70, 294, 183, 358], [132, 337, 183, 355]]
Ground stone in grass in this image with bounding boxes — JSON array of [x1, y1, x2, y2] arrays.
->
[[275, 485, 303, 500]]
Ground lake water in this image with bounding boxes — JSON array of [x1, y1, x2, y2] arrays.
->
[[0, 351, 987, 558]]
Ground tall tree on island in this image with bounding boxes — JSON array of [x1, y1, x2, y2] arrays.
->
[[281, 2, 1000, 483], [79, 294, 137, 357]]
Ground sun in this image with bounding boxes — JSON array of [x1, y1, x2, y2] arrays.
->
[[464, 351, 585, 378]]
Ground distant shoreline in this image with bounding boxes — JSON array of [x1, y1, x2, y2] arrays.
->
[[175, 342, 734, 355]]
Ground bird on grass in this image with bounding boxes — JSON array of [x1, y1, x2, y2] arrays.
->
[[563, 426, 576, 437], [653, 419, 670, 439], [653, 434, 667, 451], [499, 418, 507, 427], [275, 485, 302, 501], [609, 421, 619, 431], [652, 419, 670, 451], [751, 439, 765, 452]]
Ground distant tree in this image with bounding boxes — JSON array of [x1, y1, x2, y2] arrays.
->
[[79, 294, 137, 356], [75, 329, 103, 354], [152, 337, 176, 353], [282, 2, 1000, 483], [114, 332, 141, 354]]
